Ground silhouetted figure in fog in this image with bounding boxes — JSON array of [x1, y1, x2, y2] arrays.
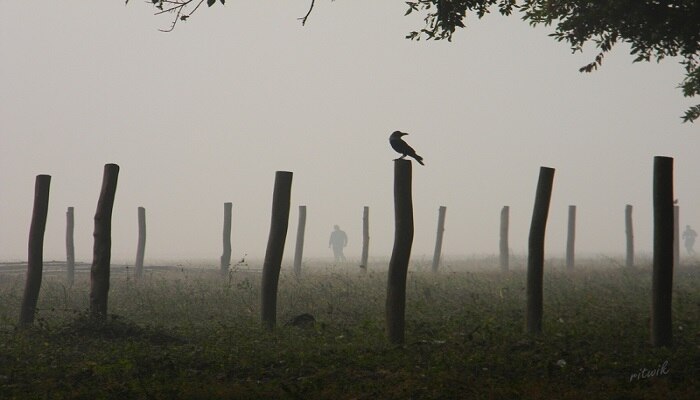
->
[[683, 225, 697, 255], [389, 131, 424, 165], [329, 225, 348, 262]]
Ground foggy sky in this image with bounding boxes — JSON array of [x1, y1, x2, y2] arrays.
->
[[1, 1, 698, 265]]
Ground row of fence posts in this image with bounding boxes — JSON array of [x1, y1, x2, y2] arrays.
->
[[56, 178, 668, 284], [386, 158, 676, 347], [497, 200, 682, 272], [16, 157, 677, 348], [60, 194, 656, 282]]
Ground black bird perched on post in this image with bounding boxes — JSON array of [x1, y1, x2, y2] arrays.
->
[[389, 131, 424, 165]]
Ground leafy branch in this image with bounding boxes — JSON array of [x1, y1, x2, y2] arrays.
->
[[405, 0, 700, 122]]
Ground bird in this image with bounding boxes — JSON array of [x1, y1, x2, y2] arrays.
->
[[389, 131, 424, 165]]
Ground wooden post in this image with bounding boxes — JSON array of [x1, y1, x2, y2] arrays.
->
[[499, 206, 509, 272], [360, 206, 369, 272], [134, 207, 146, 280], [220, 202, 232, 275], [651, 156, 674, 347], [431, 206, 446, 273], [673, 204, 680, 269], [386, 160, 414, 344], [625, 204, 634, 268], [89, 164, 120, 320], [19, 175, 51, 326], [526, 166, 555, 335], [566, 205, 576, 270], [66, 206, 75, 286], [261, 171, 293, 331], [293, 205, 307, 278]]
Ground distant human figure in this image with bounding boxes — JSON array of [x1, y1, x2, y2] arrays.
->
[[682, 225, 697, 255], [389, 131, 425, 165], [329, 225, 348, 262]]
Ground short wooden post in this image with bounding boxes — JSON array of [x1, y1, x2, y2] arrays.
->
[[651, 156, 674, 347], [66, 206, 75, 286], [261, 171, 293, 331], [526, 166, 555, 335], [19, 175, 51, 326], [220, 202, 232, 275], [499, 206, 509, 272], [89, 164, 120, 320], [673, 204, 680, 269], [360, 206, 369, 272], [566, 205, 576, 270], [293, 205, 307, 278], [134, 207, 146, 279], [625, 204, 634, 268], [431, 206, 446, 273], [386, 160, 414, 344]]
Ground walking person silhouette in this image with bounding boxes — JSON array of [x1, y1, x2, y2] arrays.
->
[[329, 225, 348, 262], [682, 225, 697, 255]]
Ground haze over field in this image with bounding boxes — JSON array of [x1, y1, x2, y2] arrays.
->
[[1, 1, 698, 264]]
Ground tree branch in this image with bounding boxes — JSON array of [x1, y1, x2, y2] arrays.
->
[[298, 0, 315, 26]]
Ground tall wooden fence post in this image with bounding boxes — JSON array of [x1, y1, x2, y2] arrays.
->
[[66, 206, 75, 286], [293, 205, 307, 278], [221, 202, 232, 275], [89, 164, 120, 320], [651, 156, 674, 347], [431, 206, 446, 273], [566, 205, 576, 270], [386, 160, 414, 345], [360, 206, 369, 272], [500, 206, 509, 272], [673, 204, 680, 269], [134, 207, 146, 280], [625, 204, 634, 268], [261, 171, 293, 331], [526, 166, 555, 335], [19, 175, 51, 326]]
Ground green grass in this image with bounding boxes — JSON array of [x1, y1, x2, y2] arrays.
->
[[0, 260, 698, 399]]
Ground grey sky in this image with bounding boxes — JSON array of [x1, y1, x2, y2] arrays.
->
[[1, 1, 698, 264]]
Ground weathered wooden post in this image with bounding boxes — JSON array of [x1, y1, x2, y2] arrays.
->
[[386, 159, 414, 344], [431, 206, 446, 273], [220, 202, 232, 275], [651, 156, 674, 347], [500, 206, 509, 272], [66, 206, 75, 286], [134, 207, 146, 280], [526, 167, 555, 335], [89, 164, 119, 320], [625, 204, 634, 268], [19, 175, 51, 326], [566, 205, 576, 270], [293, 205, 307, 278], [673, 204, 680, 269], [360, 206, 369, 272], [261, 171, 293, 331]]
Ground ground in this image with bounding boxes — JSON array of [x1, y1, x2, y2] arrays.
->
[[0, 258, 698, 399]]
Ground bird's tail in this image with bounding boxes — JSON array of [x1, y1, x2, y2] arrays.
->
[[415, 155, 425, 165]]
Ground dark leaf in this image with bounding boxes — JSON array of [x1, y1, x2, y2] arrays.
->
[[208, 0, 216, 6]]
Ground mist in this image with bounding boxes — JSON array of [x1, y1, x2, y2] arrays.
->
[[1, 1, 698, 266]]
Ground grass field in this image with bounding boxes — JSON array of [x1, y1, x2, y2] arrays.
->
[[0, 259, 698, 399]]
